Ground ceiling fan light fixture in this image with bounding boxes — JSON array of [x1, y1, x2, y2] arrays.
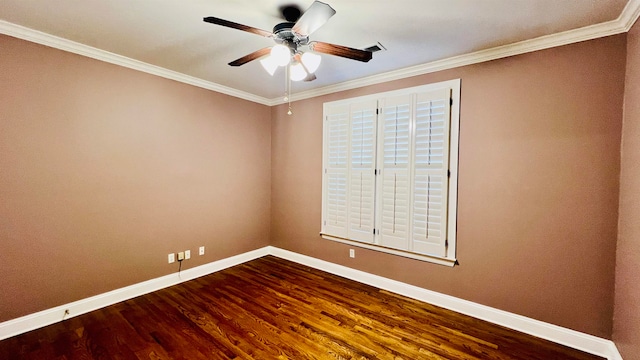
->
[[270, 44, 292, 66], [260, 55, 279, 75], [290, 61, 308, 81], [301, 51, 321, 73]]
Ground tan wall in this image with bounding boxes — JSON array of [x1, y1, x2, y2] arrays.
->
[[271, 35, 626, 338], [0, 35, 272, 322], [614, 19, 640, 359]]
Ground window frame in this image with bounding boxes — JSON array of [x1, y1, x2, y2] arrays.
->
[[321, 79, 461, 267]]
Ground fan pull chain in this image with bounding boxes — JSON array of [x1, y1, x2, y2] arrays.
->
[[286, 64, 293, 115], [283, 64, 289, 102]]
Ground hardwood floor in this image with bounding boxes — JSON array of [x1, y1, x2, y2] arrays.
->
[[0, 256, 604, 359]]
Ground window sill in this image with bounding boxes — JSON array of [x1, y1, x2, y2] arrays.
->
[[320, 233, 457, 267]]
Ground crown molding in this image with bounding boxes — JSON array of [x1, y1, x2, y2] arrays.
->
[[274, 0, 640, 105], [622, 0, 640, 31], [2, 0, 639, 107], [0, 21, 272, 106]]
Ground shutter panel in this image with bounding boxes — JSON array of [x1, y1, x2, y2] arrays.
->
[[323, 104, 349, 238], [411, 89, 451, 256], [348, 101, 378, 243], [377, 95, 412, 251]]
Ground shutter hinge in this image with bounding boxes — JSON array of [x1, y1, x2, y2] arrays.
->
[[450, 98, 453, 106], [324, 220, 327, 226], [376, 108, 380, 115], [325, 168, 327, 174], [373, 228, 376, 235], [448, 170, 451, 177], [445, 239, 449, 247], [374, 169, 377, 175]]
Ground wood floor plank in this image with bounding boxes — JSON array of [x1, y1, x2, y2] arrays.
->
[[0, 256, 605, 360]]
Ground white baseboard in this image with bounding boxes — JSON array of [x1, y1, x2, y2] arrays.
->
[[0, 247, 269, 341], [267, 247, 623, 360], [0, 245, 624, 359]]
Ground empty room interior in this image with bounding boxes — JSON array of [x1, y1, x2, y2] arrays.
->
[[1, 0, 639, 359]]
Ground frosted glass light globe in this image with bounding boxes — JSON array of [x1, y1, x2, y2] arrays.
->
[[260, 55, 278, 76], [301, 52, 321, 73], [270, 44, 291, 66], [290, 62, 307, 81]]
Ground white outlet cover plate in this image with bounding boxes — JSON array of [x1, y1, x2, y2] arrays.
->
[[168, 253, 175, 263], [185, 250, 191, 259], [199, 246, 205, 255]]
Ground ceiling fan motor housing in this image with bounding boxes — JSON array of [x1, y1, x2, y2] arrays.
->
[[273, 22, 309, 51]]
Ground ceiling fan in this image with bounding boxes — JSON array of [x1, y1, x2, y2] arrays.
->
[[203, 1, 373, 82]]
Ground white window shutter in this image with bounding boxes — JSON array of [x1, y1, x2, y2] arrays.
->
[[322, 79, 460, 265], [377, 95, 412, 251], [411, 89, 451, 256], [348, 101, 378, 243], [322, 104, 350, 238]]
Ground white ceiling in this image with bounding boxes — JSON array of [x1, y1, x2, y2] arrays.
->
[[0, 0, 637, 102]]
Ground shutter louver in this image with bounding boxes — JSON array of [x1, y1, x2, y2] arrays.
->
[[348, 102, 377, 243], [378, 95, 412, 251], [411, 90, 451, 256], [323, 105, 350, 237]]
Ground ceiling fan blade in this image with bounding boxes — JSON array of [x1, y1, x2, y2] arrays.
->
[[292, 1, 336, 37], [229, 47, 272, 66], [203, 17, 273, 38], [311, 41, 372, 62]]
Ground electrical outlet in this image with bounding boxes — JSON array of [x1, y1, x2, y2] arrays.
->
[[199, 246, 205, 255], [177, 251, 185, 261], [349, 249, 355, 258], [168, 253, 175, 264], [185, 250, 191, 260]]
